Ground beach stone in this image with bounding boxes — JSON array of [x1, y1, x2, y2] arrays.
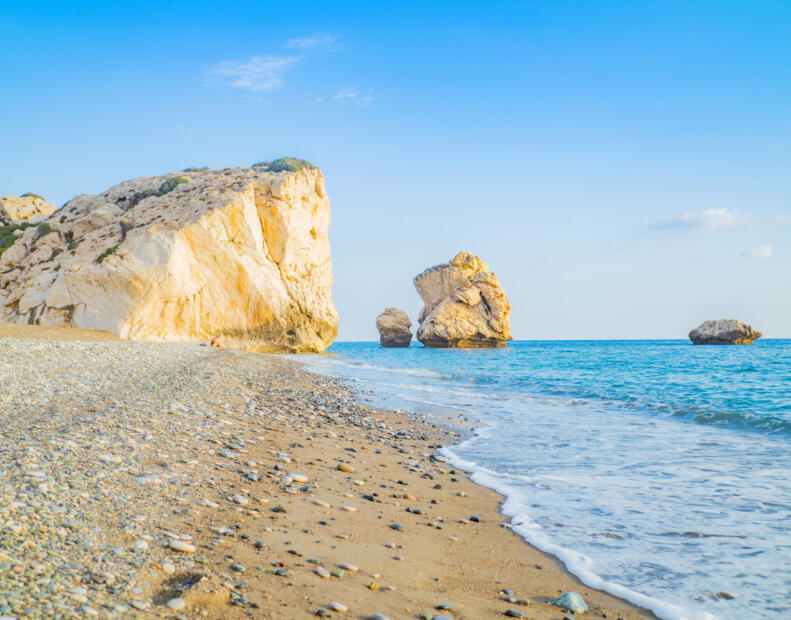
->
[[504, 611, 523, 618], [169, 540, 196, 553], [330, 601, 348, 612], [314, 566, 331, 579], [554, 591, 588, 613], [390, 522, 405, 532], [369, 614, 390, 620], [337, 463, 355, 473], [166, 598, 186, 611], [339, 562, 358, 572]]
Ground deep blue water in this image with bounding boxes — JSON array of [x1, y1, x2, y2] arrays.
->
[[295, 340, 791, 620]]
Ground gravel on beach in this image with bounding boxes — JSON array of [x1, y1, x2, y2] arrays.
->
[[0, 334, 655, 619]]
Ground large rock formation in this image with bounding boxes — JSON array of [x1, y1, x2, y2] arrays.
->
[[376, 307, 412, 347], [0, 160, 338, 352], [414, 252, 511, 347], [0, 194, 57, 224], [689, 319, 762, 345]]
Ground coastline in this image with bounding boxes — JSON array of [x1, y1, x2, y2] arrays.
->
[[0, 325, 654, 619]]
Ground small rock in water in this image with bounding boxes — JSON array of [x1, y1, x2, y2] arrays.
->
[[554, 591, 588, 613]]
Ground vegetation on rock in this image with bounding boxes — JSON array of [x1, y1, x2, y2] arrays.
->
[[251, 157, 316, 173]]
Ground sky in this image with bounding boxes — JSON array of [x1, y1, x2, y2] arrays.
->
[[1, 1, 789, 340]]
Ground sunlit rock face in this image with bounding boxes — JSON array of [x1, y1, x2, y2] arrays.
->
[[414, 251, 511, 348], [689, 319, 762, 345], [0, 162, 338, 352], [0, 194, 56, 224]]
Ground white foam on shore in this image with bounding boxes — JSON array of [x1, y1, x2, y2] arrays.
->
[[441, 443, 718, 620]]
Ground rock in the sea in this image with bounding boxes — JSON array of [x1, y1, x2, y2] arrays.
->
[[553, 591, 588, 613], [376, 307, 412, 347], [0, 194, 57, 225], [688, 319, 762, 345], [414, 252, 511, 348], [0, 160, 338, 352]]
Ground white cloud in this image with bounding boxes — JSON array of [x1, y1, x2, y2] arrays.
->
[[743, 245, 772, 259], [206, 55, 297, 92], [207, 33, 343, 93], [777, 213, 791, 224], [650, 208, 749, 231], [287, 33, 341, 50], [331, 88, 375, 106]]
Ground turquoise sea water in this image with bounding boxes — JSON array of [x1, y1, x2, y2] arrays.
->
[[295, 340, 791, 620]]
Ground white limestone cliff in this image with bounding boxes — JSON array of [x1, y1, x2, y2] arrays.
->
[[0, 161, 338, 352]]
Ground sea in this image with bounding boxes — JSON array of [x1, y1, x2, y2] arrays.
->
[[293, 340, 791, 620]]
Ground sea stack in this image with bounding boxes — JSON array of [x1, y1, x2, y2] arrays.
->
[[689, 319, 762, 345], [414, 251, 511, 347], [376, 307, 412, 347], [0, 159, 338, 352]]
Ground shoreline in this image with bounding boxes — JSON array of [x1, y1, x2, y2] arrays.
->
[[0, 325, 655, 619]]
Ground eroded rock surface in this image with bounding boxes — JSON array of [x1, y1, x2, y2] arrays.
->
[[0, 194, 57, 224], [414, 252, 511, 348], [688, 319, 762, 345], [0, 162, 338, 352], [376, 307, 412, 347]]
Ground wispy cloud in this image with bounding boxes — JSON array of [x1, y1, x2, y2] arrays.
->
[[331, 88, 375, 106], [207, 33, 343, 93], [649, 208, 749, 231], [207, 55, 297, 92], [777, 213, 791, 224], [743, 245, 773, 259], [287, 32, 341, 50]]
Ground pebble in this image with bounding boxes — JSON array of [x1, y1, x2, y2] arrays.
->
[[166, 598, 186, 611], [330, 601, 348, 612], [504, 610, 523, 618], [341, 505, 358, 512], [313, 499, 331, 508], [169, 540, 196, 553], [390, 522, 405, 532], [339, 562, 359, 572], [554, 591, 588, 613], [369, 614, 390, 620], [337, 463, 355, 473], [314, 566, 331, 579]]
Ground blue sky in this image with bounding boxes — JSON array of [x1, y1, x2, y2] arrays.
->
[[2, 1, 789, 340]]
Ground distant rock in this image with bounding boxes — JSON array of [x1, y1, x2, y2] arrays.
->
[[414, 252, 511, 348], [689, 319, 762, 345], [0, 194, 57, 225], [376, 307, 412, 347], [0, 161, 338, 352]]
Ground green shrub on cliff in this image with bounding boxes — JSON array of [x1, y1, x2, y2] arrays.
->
[[97, 245, 118, 263], [159, 176, 189, 194], [251, 157, 316, 173], [35, 222, 51, 239], [0, 223, 31, 258], [21, 192, 45, 200]]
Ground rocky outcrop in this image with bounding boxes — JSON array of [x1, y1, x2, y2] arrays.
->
[[0, 160, 338, 352], [376, 307, 412, 347], [689, 319, 762, 345], [0, 194, 57, 224], [414, 252, 511, 348]]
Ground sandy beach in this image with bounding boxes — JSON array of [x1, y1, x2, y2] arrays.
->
[[0, 325, 654, 619]]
